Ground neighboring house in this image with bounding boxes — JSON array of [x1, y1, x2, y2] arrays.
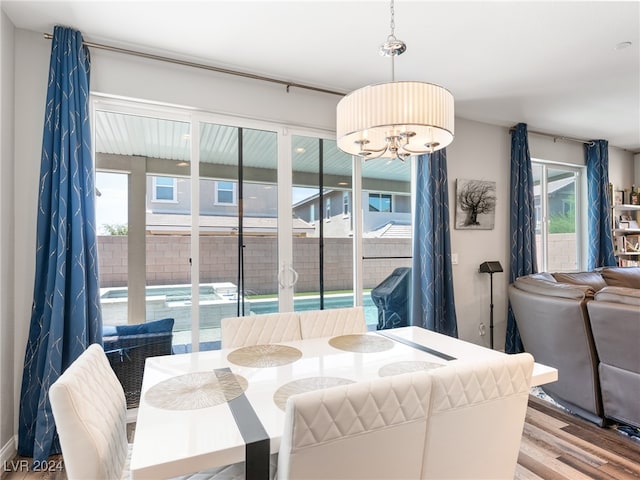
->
[[292, 190, 411, 238], [146, 176, 314, 236], [534, 176, 576, 231], [146, 176, 278, 217]]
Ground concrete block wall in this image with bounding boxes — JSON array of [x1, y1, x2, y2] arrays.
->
[[536, 233, 578, 272], [97, 235, 412, 293]]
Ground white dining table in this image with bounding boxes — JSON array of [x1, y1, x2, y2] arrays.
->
[[129, 326, 557, 479]]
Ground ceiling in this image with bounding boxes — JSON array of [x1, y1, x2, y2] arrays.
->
[[3, 1, 640, 153], [94, 110, 411, 183]]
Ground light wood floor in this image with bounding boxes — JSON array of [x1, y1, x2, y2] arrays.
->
[[3, 396, 639, 480], [517, 396, 640, 480]]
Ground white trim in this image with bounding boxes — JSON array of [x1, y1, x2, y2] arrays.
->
[[353, 156, 363, 307], [531, 156, 584, 169], [190, 117, 201, 352], [92, 92, 333, 138], [277, 128, 294, 312], [532, 159, 585, 271], [0, 435, 17, 468]]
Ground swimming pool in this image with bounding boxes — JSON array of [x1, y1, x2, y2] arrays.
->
[[248, 294, 378, 325], [100, 283, 380, 335]]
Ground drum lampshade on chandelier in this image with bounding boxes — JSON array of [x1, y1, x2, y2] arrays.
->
[[336, 1, 454, 161]]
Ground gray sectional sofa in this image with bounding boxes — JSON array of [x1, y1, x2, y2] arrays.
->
[[508, 267, 640, 428]]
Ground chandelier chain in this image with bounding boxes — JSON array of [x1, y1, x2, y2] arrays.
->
[[389, 0, 396, 39]]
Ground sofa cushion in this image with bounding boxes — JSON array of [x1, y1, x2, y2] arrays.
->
[[552, 272, 607, 292], [594, 286, 640, 307], [103, 318, 174, 337], [599, 267, 640, 289], [514, 275, 592, 299]]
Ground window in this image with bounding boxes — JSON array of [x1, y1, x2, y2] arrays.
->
[[368, 193, 392, 212], [215, 181, 236, 205], [532, 161, 583, 272], [152, 176, 177, 202], [343, 192, 350, 216], [95, 100, 409, 355]]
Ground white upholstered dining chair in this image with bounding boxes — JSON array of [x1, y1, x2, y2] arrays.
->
[[49, 343, 247, 480], [420, 352, 534, 479], [277, 367, 433, 480], [221, 312, 302, 349], [49, 343, 129, 480], [277, 352, 534, 480], [298, 306, 367, 339]]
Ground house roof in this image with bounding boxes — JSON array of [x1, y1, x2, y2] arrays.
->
[[364, 222, 412, 239]]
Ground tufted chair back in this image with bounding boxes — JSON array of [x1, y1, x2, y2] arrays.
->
[[277, 368, 433, 480], [221, 312, 302, 349], [421, 353, 534, 479], [49, 343, 129, 480], [298, 306, 367, 339], [278, 352, 533, 480]]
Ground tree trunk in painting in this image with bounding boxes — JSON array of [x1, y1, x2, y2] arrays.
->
[[458, 180, 496, 227]]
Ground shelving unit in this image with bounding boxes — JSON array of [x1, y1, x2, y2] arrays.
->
[[612, 204, 640, 267]]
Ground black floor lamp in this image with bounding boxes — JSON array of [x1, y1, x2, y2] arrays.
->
[[479, 261, 504, 350]]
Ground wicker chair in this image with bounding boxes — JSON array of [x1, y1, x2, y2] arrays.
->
[[103, 318, 174, 409]]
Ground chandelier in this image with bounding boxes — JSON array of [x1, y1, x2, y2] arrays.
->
[[336, 0, 455, 161]]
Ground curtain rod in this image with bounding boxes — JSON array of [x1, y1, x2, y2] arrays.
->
[[509, 126, 595, 146], [43, 32, 344, 97]]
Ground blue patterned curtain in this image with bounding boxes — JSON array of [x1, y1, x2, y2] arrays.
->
[[506, 123, 537, 353], [586, 140, 616, 270], [18, 26, 102, 462], [411, 151, 458, 337]]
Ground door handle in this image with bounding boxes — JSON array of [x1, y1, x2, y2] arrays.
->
[[278, 264, 298, 289], [287, 265, 299, 288], [278, 264, 287, 289]]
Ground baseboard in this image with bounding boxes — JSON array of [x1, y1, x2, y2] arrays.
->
[[0, 434, 17, 466]]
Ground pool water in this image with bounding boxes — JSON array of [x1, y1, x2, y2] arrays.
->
[[249, 294, 379, 326]]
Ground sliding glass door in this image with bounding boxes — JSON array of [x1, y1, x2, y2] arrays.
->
[[95, 109, 193, 342], [361, 157, 412, 330], [197, 122, 280, 346], [93, 97, 412, 351], [291, 135, 354, 313]]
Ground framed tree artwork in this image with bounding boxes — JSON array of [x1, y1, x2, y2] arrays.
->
[[455, 179, 497, 230]]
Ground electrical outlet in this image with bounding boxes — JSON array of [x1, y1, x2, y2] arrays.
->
[[479, 322, 486, 336], [451, 253, 458, 265]]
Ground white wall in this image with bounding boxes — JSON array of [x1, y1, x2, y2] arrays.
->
[[609, 146, 636, 192], [9, 27, 637, 444], [12, 29, 49, 460], [446, 119, 512, 346], [0, 9, 16, 463]]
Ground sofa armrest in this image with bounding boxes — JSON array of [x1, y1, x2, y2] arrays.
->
[[593, 286, 640, 306]]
